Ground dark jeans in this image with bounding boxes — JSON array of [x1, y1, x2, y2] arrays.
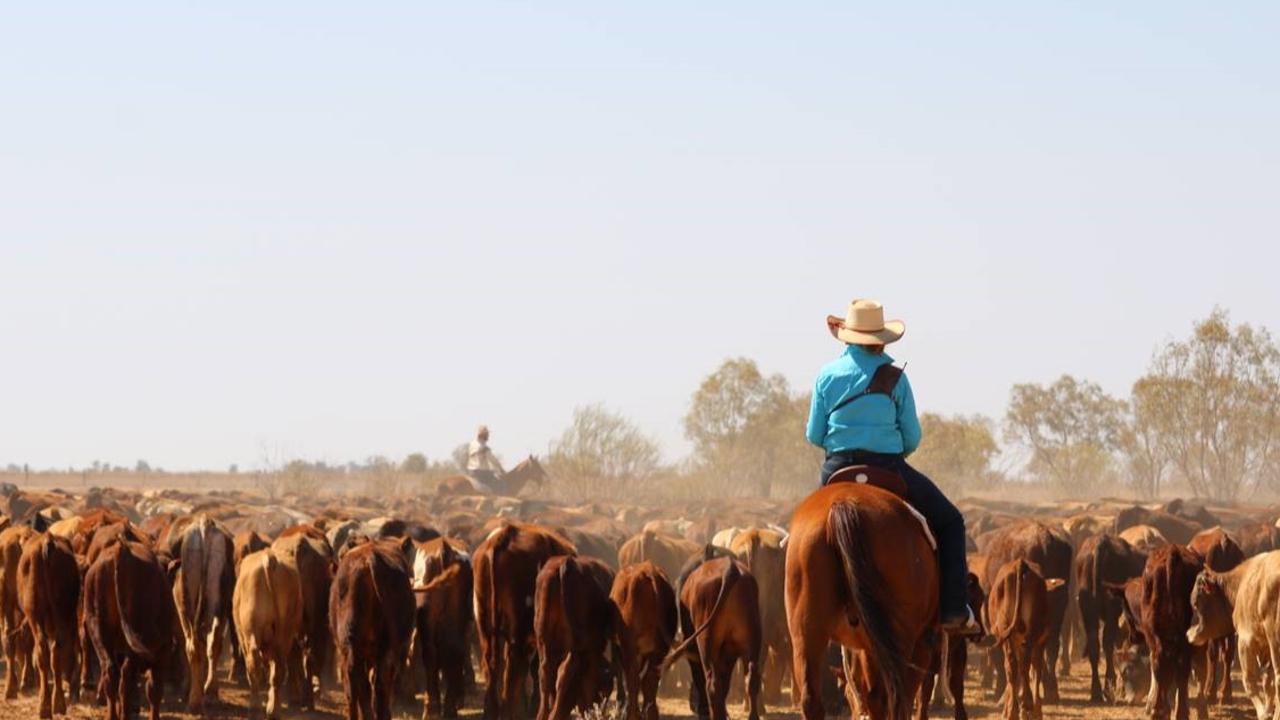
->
[[821, 451, 970, 619]]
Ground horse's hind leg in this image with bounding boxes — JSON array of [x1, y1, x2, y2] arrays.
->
[[791, 630, 827, 720]]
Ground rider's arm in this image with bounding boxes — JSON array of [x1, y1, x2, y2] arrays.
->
[[895, 374, 922, 456], [805, 376, 827, 448]]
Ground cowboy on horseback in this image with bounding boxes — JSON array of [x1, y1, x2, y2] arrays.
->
[[466, 425, 505, 493], [806, 299, 980, 635]]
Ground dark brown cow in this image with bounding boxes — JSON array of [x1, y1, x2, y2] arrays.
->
[[1136, 545, 1203, 720], [330, 539, 416, 720], [672, 554, 762, 720], [981, 521, 1073, 702], [1234, 521, 1280, 558], [1075, 533, 1146, 703], [83, 541, 176, 720], [611, 561, 677, 720], [473, 523, 576, 720], [1186, 528, 1243, 706], [533, 555, 618, 720], [272, 531, 335, 710], [412, 536, 473, 719], [18, 533, 80, 718], [919, 572, 986, 720], [1109, 577, 1151, 706], [987, 559, 1062, 720], [1114, 507, 1202, 546], [0, 525, 36, 698]]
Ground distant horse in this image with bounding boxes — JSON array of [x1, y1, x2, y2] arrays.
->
[[785, 475, 939, 720], [436, 455, 550, 497]]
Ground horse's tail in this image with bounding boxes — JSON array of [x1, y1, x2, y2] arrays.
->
[[660, 559, 740, 673], [828, 500, 908, 720]]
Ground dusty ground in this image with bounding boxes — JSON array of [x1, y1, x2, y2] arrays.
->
[[0, 660, 1255, 720]]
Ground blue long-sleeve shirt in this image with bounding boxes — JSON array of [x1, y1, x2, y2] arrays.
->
[[805, 345, 922, 457]]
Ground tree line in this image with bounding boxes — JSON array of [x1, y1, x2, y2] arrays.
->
[[543, 308, 1280, 502]]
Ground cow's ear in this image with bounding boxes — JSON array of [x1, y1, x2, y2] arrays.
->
[[400, 536, 414, 558], [166, 558, 181, 577]]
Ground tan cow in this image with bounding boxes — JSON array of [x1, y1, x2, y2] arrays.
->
[[0, 525, 36, 698], [173, 515, 234, 713], [618, 530, 702, 586], [233, 548, 303, 720], [272, 531, 334, 710], [729, 528, 789, 706], [1186, 550, 1280, 720], [1119, 525, 1168, 554]]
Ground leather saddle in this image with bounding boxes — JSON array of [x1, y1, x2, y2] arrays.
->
[[827, 464, 909, 500]]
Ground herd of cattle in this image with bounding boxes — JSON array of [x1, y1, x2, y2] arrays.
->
[[0, 481, 1279, 720]]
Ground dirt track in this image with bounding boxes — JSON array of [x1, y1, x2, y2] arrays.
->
[[0, 658, 1256, 720]]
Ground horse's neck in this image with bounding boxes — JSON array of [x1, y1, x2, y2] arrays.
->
[[502, 462, 531, 494]]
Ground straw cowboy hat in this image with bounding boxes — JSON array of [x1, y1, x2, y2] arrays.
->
[[826, 299, 905, 345]]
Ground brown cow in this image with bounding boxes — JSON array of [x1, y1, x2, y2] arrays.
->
[[533, 555, 618, 720], [611, 561, 678, 720], [1186, 550, 1280, 720], [0, 525, 36, 698], [18, 533, 80, 718], [986, 559, 1063, 720], [981, 521, 1073, 702], [272, 531, 334, 710], [412, 536, 473, 719], [173, 515, 235, 712], [672, 554, 762, 720], [234, 530, 271, 571], [330, 539, 416, 720], [82, 540, 175, 720], [234, 548, 303, 720], [473, 523, 576, 720], [1186, 527, 1243, 705], [729, 528, 789, 706], [1136, 545, 1203, 720], [1075, 533, 1146, 702]]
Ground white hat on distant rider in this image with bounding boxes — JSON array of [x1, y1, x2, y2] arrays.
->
[[826, 299, 905, 345]]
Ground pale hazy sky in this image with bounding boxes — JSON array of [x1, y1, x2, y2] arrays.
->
[[3, 3, 1277, 471]]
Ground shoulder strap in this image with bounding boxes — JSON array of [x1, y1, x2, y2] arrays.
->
[[826, 363, 904, 417], [866, 363, 903, 396]]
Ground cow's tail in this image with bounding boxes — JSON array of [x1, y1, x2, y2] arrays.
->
[[181, 519, 207, 635], [113, 546, 156, 662], [487, 525, 518, 641], [828, 500, 908, 720], [745, 531, 760, 574], [997, 559, 1026, 644], [660, 557, 740, 672]]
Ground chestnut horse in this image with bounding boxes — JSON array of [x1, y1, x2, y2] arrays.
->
[[785, 478, 939, 720], [435, 455, 550, 497]]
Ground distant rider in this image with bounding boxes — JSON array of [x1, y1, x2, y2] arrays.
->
[[466, 425, 505, 492], [806, 299, 980, 635]]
